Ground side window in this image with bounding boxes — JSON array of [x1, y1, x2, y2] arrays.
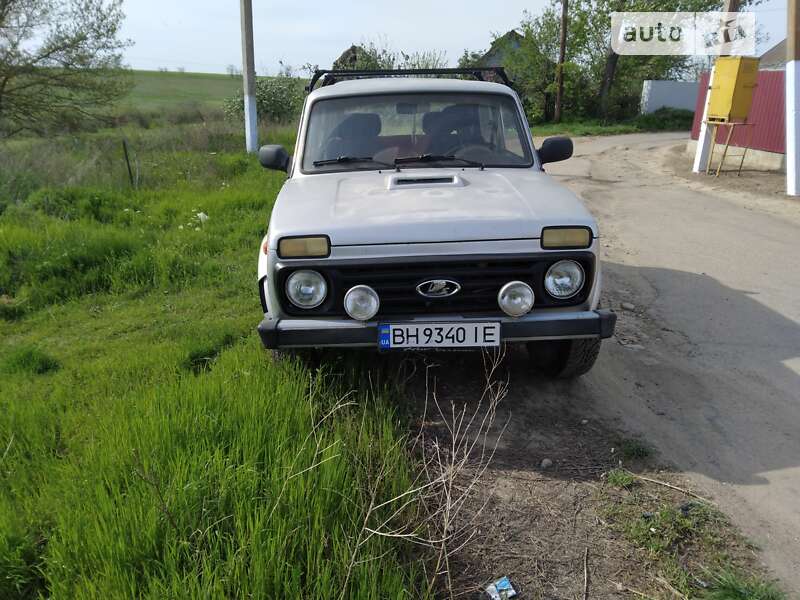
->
[[500, 104, 526, 158], [478, 105, 501, 149]]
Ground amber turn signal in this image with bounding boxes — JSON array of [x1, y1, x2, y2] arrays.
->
[[541, 227, 592, 249], [278, 236, 330, 258]]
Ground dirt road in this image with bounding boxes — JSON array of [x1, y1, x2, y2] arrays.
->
[[545, 133, 800, 591]]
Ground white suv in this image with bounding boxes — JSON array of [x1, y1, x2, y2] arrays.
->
[[256, 68, 615, 378]]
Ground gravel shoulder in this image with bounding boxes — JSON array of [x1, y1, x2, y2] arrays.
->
[[548, 133, 800, 593]]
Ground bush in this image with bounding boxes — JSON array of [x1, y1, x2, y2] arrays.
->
[[634, 107, 695, 131], [223, 77, 304, 124]]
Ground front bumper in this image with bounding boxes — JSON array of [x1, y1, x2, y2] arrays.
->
[[257, 309, 616, 349]]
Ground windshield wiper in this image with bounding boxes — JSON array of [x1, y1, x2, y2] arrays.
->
[[313, 156, 395, 168], [394, 154, 485, 170]]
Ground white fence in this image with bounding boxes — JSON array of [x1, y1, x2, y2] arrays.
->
[[640, 80, 698, 114]]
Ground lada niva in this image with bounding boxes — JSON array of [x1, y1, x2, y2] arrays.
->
[[256, 68, 616, 378]]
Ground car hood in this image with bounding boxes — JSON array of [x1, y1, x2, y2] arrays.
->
[[268, 169, 596, 247]]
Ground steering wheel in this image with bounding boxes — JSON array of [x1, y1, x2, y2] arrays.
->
[[442, 142, 495, 159]]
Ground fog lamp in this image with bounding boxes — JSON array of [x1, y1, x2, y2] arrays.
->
[[498, 281, 535, 317], [344, 285, 380, 321]]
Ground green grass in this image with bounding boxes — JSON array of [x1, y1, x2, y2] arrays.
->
[[600, 480, 784, 600], [605, 468, 636, 489], [0, 347, 60, 375], [616, 437, 653, 461], [704, 570, 785, 600], [534, 107, 694, 138], [0, 123, 426, 598], [125, 70, 245, 111]]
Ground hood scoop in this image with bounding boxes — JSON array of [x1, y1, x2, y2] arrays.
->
[[387, 173, 464, 190]]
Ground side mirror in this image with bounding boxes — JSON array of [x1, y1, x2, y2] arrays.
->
[[258, 145, 290, 172], [538, 136, 573, 165]]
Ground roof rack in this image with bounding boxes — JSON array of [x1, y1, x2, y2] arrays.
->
[[305, 67, 513, 92]]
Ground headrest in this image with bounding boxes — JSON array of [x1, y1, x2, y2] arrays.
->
[[331, 113, 382, 138], [439, 104, 480, 131], [422, 111, 443, 134]]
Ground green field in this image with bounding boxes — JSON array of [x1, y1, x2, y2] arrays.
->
[[0, 123, 428, 598], [124, 70, 245, 111]]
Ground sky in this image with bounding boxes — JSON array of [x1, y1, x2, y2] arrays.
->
[[120, 0, 789, 75]]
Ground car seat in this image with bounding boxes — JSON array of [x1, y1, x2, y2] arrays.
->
[[323, 113, 382, 159]]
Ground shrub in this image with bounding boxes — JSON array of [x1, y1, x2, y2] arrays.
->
[[634, 107, 695, 131], [223, 77, 304, 124]]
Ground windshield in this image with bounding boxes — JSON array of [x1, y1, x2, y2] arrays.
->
[[302, 92, 534, 173]]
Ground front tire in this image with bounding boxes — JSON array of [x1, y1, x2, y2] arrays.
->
[[526, 338, 601, 379]]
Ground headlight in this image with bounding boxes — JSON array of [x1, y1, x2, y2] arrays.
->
[[541, 227, 592, 249], [498, 281, 535, 317], [285, 270, 327, 308], [544, 260, 585, 299], [344, 285, 380, 321], [278, 236, 330, 258]]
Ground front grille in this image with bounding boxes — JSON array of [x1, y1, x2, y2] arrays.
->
[[277, 254, 594, 317]]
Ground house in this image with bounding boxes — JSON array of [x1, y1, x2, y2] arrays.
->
[[759, 39, 786, 71], [479, 31, 523, 68]]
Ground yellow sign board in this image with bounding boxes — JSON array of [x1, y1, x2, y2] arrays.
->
[[707, 56, 759, 122]]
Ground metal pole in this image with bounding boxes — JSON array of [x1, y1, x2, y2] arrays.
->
[[693, 0, 740, 173], [240, 0, 258, 153], [788, 0, 799, 195]]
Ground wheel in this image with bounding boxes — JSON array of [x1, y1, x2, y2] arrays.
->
[[526, 338, 602, 379]]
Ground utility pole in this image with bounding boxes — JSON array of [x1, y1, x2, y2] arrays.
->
[[788, 0, 799, 195], [693, 0, 740, 173], [554, 0, 568, 123], [239, 0, 258, 153]]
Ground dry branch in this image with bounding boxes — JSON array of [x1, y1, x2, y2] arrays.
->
[[583, 546, 590, 600], [341, 347, 510, 598], [628, 471, 714, 504]]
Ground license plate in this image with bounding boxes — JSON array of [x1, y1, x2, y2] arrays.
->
[[378, 322, 501, 349]]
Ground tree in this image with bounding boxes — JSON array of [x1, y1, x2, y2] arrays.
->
[[0, 0, 131, 137], [332, 40, 448, 72], [223, 77, 304, 124], [504, 0, 734, 122], [502, 10, 560, 122]]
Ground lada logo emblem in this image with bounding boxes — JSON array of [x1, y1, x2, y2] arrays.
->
[[416, 279, 461, 298]]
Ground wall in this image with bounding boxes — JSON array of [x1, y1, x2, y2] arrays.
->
[[691, 70, 785, 154], [640, 80, 699, 113]]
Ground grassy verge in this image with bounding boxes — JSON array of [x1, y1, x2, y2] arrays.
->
[[600, 470, 784, 599], [534, 107, 694, 138], [0, 123, 426, 597]]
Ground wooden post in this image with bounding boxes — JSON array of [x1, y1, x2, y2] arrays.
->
[[554, 0, 568, 123], [788, 0, 799, 195], [240, 0, 258, 153], [122, 139, 135, 188], [693, 0, 740, 173]]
